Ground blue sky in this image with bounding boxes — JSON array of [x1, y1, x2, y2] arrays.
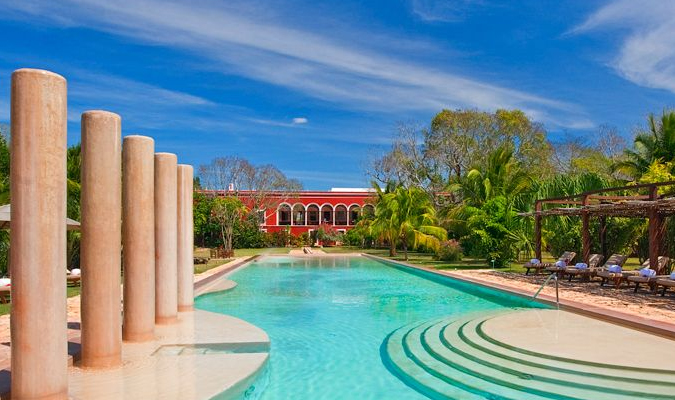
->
[[0, 0, 674, 189]]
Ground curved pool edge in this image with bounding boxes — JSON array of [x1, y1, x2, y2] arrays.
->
[[194, 255, 260, 297], [362, 253, 675, 340]]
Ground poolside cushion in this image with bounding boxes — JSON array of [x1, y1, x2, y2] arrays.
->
[[607, 265, 621, 273], [638, 268, 656, 278]]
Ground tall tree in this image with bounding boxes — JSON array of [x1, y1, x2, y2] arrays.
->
[[66, 144, 82, 269], [0, 125, 10, 204], [198, 156, 302, 221], [613, 111, 675, 179], [455, 144, 532, 208], [371, 184, 446, 260], [369, 109, 553, 209], [211, 196, 247, 255]]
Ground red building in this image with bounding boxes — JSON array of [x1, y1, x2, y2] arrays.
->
[[205, 188, 375, 235]]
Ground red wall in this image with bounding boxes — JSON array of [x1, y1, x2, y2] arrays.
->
[[202, 190, 375, 234]]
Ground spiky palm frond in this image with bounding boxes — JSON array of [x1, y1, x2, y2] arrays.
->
[[613, 111, 675, 179]]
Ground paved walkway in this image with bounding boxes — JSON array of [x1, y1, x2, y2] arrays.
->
[[449, 269, 675, 326]]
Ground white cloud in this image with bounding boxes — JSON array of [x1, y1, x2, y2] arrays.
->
[[292, 117, 308, 125], [410, 0, 485, 23], [573, 0, 675, 95], [0, 0, 591, 128]]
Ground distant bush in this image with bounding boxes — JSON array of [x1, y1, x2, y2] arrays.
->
[[342, 224, 376, 248], [232, 213, 266, 249], [297, 232, 313, 247], [264, 229, 292, 247], [435, 240, 463, 262]]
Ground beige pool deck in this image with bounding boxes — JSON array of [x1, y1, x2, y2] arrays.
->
[[484, 309, 675, 371], [68, 310, 269, 400]]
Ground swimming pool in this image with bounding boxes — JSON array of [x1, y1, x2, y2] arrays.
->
[[195, 256, 545, 399]]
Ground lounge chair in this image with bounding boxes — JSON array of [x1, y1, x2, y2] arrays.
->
[[544, 251, 577, 276], [563, 254, 604, 282], [0, 286, 9, 304], [67, 268, 81, 287], [656, 274, 675, 296], [627, 257, 671, 293], [524, 258, 550, 275], [595, 254, 630, 288]]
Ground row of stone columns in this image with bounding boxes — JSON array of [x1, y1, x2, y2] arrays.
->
[[9, 68, 195, 399]]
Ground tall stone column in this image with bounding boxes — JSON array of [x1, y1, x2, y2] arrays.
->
[[80, 111, 122, 368], [122, 135, 155, 342], [155, 153, 178, 324], [10, 69, 68, 399], [177, 164, 194, 312]]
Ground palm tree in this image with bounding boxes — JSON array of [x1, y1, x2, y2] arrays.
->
[[455, 144, 532, 208], [613, 111, 675, 179], [371, 185, 446, 260]]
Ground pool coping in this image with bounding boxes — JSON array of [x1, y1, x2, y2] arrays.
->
[[194, 255, 259, 296], [361, 254, 675, 340]]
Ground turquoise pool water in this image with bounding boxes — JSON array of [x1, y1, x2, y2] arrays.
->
[[195, 256, 544, 400]]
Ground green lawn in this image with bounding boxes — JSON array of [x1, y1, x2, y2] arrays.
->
[[0, 285, 81, 316], [195, 247, 291, 259], [194, 258, 232, 274], [233, 247, 290, 257]]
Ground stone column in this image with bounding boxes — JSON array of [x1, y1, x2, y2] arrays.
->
[[122, 135, 155, 342], [177, 164, 194, 312], [80, 111, 122, 368], [155, 153, 178, 324], [10, 69, 68, 399]]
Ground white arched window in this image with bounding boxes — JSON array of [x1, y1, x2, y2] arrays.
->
[[278, 204, 291, 225]]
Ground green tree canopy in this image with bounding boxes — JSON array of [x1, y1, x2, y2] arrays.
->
[[613, 110, 675, 179], [211, 196, 247, 253]]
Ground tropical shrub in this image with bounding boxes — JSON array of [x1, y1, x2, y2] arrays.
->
[[313, 224, 341, 245], [232, 213, 266, 249], [435, 240, 463, 261], [459, 197, 517, 267], [265, 229, 292, 247], [297, 232, 313, 246]]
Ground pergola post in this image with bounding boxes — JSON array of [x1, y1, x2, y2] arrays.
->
[[534, 201, 542, 260], [80, 111, 122, 368], [581, 195, 591, 263], [599, 216, 607, 260], [10, 68, 68, 400], [648, 185, 660, 270]]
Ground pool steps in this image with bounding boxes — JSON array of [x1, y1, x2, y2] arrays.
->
[[382, 311, 675, 400]]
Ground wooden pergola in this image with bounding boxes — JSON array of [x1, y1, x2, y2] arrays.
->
[[519, 181, 675, 269]]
